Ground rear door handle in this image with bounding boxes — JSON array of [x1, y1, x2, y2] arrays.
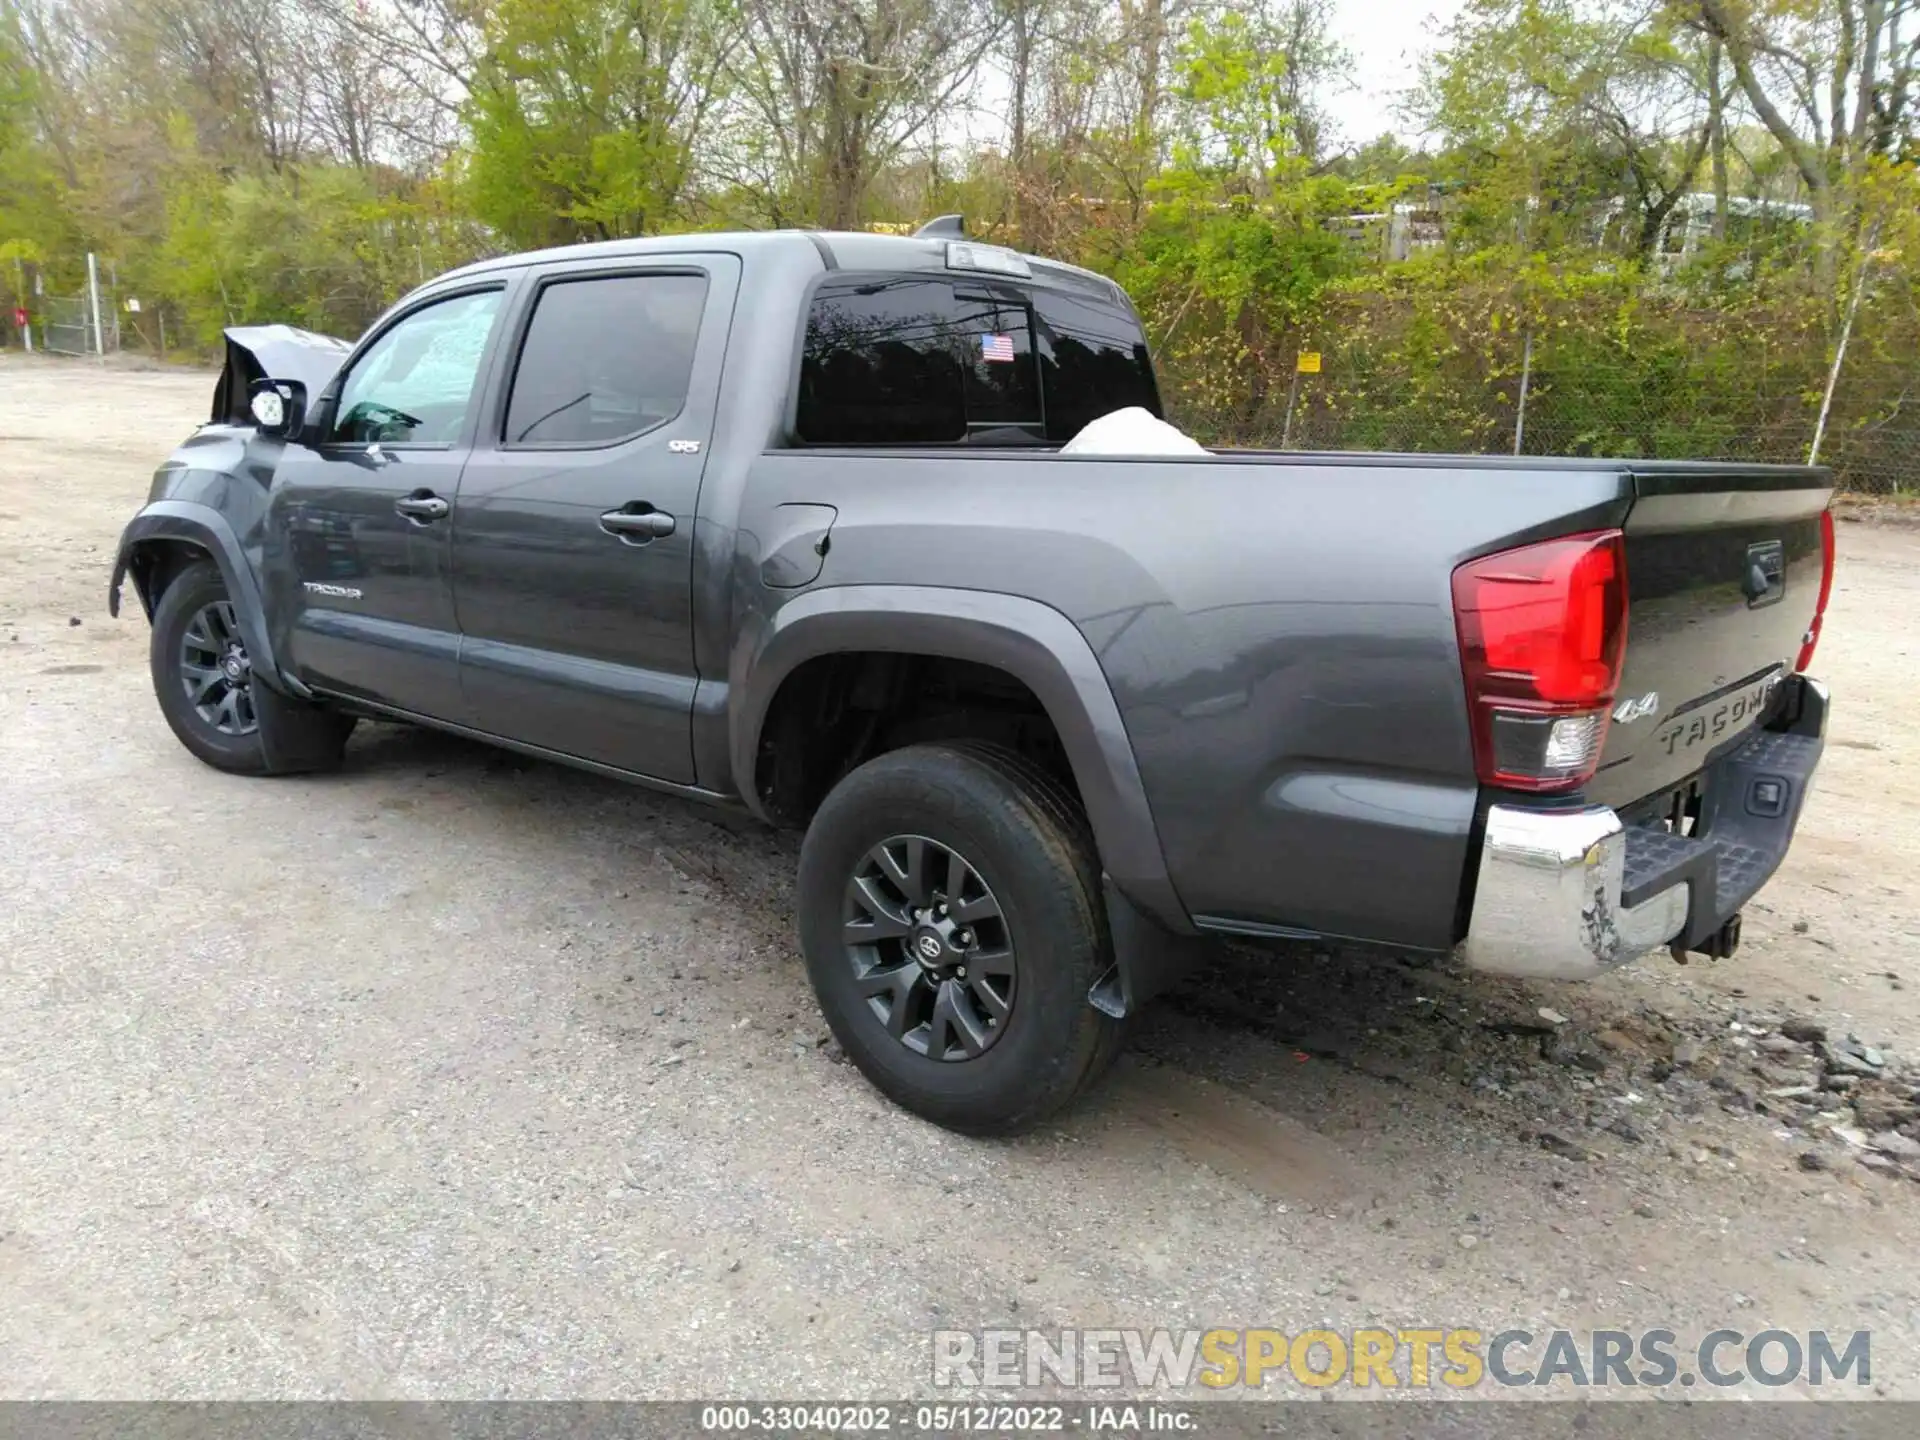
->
[[600, 507, 676, 542], [394, 491, 450, 523]]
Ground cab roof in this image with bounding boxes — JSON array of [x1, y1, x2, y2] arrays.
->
[[437, 229, 1130, 307]]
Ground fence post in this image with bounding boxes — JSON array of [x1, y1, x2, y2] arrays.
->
[[1810, 228, 1878, 467], [1514, 329, 1534, 456], [86, 252, 105, 356]]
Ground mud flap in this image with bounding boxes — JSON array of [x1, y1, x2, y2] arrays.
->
[[1090, 876, 1215, 1019], [255, 685, 356, 774]]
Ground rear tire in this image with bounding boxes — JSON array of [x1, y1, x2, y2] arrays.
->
[[149, 560, 353, 775], [797, 742, 1124, 1135]]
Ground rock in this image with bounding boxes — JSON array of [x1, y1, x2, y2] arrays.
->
[[1780, 1018, 1827, 1044], [1538, 1007, 1570, 1026], [1767, 1085, 1821, 1100], [1540, 1034, 1579, 1066], [1634, 1202, 1658, 1218], [1822, 1044, 1881, 1078], [1573, 1050, 1608, 1075], [1858, 1152, 1906, 1176], [651, 1004, 667, 1017], [1605, 1116, 1645, 1144], [1797, 1151, 1829, 1172], [1758, 1035, 1804, 1057], [1822, 1072, 1861, 1093], [1673, 1039, 1705, 1068], [66, 616, 81, 627], [1870, 1131, 1920, 1161], [1537, 1132, 1588, 1162], [1458, 1234, 1479, 1250], [1595, 1029, 1636, 1054], [1792, 921, 1811, 934], [1755, 1061, 1813, 1088], [726, 1257, 742, 1273], [1850, 1084, 1919, 1133], [1863, 1045, 1888, 1068], [1314, 1279, 1337, 1296]]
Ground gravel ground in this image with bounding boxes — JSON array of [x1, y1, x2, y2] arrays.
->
[[2, 353, 1918, 1403]]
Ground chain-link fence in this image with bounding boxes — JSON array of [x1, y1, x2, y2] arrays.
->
[[1183, 345, 1915, 495], [35, 290, 121, 356]]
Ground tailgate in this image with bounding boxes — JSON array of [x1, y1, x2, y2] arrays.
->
[[1587, 465, 1833, 811]]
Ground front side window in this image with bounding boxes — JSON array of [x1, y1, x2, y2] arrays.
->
[[504, 272, 709, 446], [330, 289, 503, 446]]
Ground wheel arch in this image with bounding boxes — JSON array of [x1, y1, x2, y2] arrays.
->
[[110, 503, 290, 694], [733, 585, 1189, 934]]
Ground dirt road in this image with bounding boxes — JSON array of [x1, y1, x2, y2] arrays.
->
[[3, 353, 1917, 1402]]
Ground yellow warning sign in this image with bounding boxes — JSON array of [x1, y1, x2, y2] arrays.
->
[[1297, 352, 1322, 374]]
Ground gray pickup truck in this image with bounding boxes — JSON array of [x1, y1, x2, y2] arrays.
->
[[111, 225, 1836, 1134]]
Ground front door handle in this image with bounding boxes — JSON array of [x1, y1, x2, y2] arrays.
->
[[600, 506, 677, 542], [394, 491, 450, 523]]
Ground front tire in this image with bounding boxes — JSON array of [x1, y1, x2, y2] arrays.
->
[[149, 561, 353, 775], [797, 743, 1124, 1135]]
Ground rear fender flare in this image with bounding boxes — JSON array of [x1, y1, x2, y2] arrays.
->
[[733, 584, 1189, 935], [110, 502, 291, 694]]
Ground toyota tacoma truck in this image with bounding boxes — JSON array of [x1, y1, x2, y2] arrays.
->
[[110, 225, 1836, 1134]]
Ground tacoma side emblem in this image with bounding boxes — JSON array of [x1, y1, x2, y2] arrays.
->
[[303, 581, 364, 600], [1614, 692, 1660, 724], [668, 439, 702, 454]]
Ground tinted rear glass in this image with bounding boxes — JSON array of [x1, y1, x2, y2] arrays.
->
[[1033, 292, 1162, 439], [797, 274, 1157, 446]]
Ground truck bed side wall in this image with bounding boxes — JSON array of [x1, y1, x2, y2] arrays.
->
[[729, 449, 1634, 950]]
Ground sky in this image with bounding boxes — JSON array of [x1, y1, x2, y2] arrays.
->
[[1325, 0, 1466, 148]]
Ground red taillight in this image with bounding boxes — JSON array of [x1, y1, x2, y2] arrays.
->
[[1453, 531, 1629, 793], [1795, 507, 1836, 674]]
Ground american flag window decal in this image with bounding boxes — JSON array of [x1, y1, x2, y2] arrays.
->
[[979, 333, 1016, 363]]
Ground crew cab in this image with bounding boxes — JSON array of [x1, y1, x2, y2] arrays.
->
[[111, 225, 1836, 1134]]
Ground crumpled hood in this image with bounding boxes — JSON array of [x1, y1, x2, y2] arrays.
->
[[212, 324, 353, 424]]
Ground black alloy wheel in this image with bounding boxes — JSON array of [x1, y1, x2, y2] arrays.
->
[[178, 599, 258, 737], [844, 834, 1017, 1061]]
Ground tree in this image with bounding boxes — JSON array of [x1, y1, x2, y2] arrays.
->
[[1691, 0, 1920, 249], [463, 0, 740, 246], [725, 0, 998, 228], [1423, 0, 1727, 258]]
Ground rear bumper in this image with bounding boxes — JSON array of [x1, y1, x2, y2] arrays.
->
[[1459, 676, 1828, 981]]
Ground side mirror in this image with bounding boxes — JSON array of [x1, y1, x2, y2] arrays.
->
[[248, 378, 308, 440]]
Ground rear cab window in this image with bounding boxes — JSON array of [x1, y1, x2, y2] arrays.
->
[[796, 271, 1160, 446]]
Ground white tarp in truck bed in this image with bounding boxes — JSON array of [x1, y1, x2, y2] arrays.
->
[[1061, 406, 1209, 456]]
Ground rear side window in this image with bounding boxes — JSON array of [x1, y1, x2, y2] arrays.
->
[[505, 272, 708, 446], [797, 274, 1159, 446], [798, 277, 1042, 444], [1032, 291, 1162, 439]]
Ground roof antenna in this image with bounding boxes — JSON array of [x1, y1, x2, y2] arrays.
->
[[914, 215, 967, 239]]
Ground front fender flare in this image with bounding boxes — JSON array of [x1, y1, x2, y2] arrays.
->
[[110, 502, 293, 694], [732, 584, 1190, 938]]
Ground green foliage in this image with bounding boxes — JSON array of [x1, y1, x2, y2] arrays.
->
[[463, 0, 735, 247], [152, 150, 482, 348]]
